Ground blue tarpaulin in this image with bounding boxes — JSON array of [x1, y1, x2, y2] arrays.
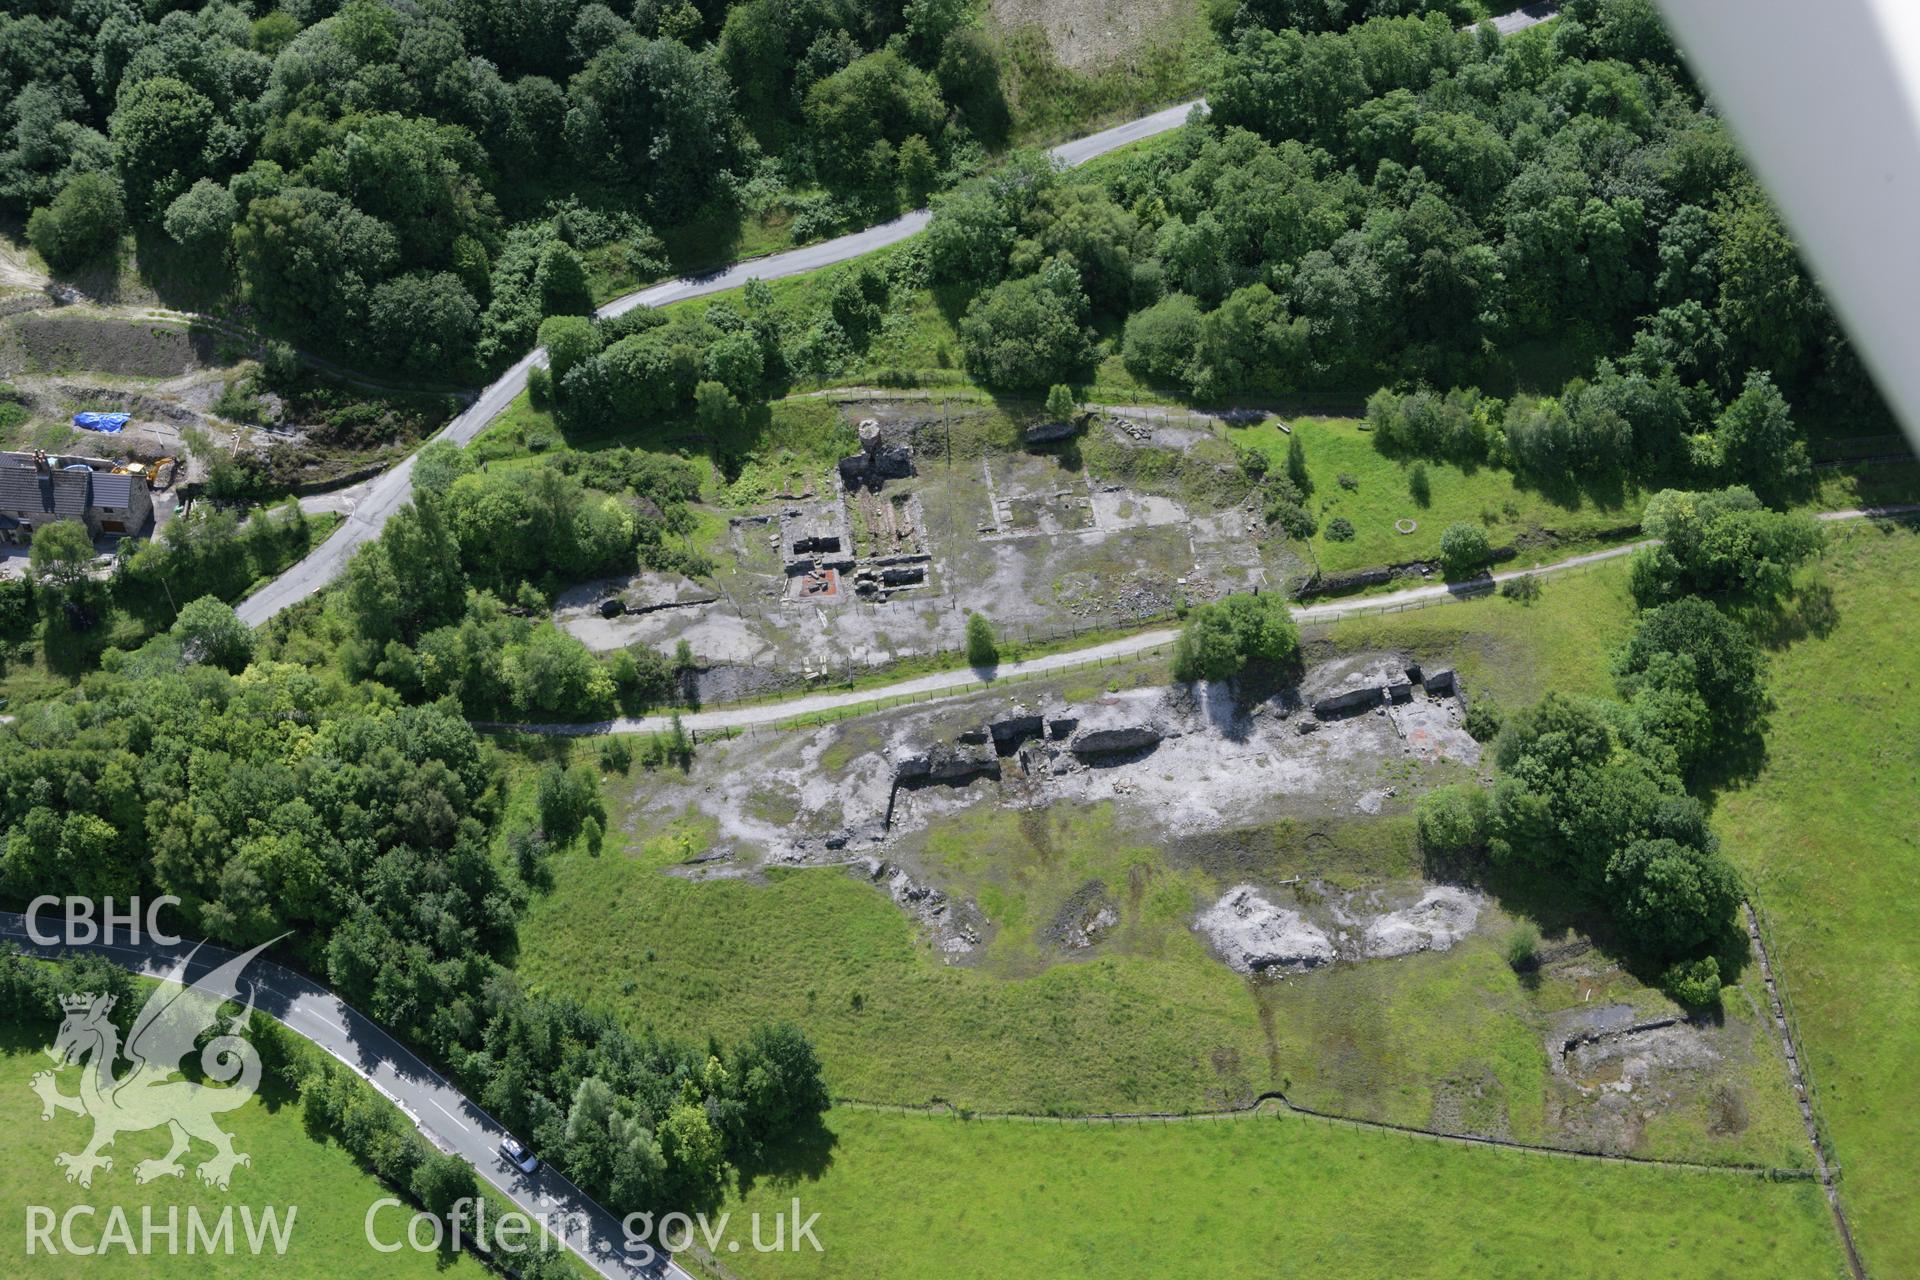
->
[[73, 412, 129, 433]]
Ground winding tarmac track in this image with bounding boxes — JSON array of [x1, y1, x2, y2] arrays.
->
[[234, 2, 1568, 628], [232, 104, 1201, 627], [0, 911, 693, 1280]]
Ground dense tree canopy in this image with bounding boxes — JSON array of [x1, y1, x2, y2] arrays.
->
[[1614, 594, 1770, 771], [26, 171, 123, 271], [169, 595, 254, 673], [0, 613, 825, 1218], [1630, 486, 1821, 606], [917, 0, 1867, 480], [307, 446, 703, 721], [564, 34, 736, 208], [0, 0, 1029, 377], [1488, 694, 1700, 888], [958, 262, 1094, 389], [27, 519, 94, 601], [1446, 518, 1789, 1003], [1605, 836, 1741, 960], [1438, 520, 1490, 579], [162, 176, 236, 258]]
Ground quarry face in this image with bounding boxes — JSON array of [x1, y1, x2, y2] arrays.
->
[[622, 651, 1484, 972]]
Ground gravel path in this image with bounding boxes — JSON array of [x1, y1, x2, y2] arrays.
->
[[486, 500, 1920, 739]]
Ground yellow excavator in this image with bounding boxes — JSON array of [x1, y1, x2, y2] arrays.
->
[[111, 457, 176, 489]]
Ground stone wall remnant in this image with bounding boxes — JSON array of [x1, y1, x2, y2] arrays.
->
[[1070, 720, 1165, 757], [1312, 685, 1383, 718], [838, 418, 914, 489]]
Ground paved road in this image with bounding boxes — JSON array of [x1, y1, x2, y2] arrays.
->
[[488, 502, 1919, 739], [234, 3, 1566, 628], [233, 110, 1190, 625], [0, 912, 689, 1280]]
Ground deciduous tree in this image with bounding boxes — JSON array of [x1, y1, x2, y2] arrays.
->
[[1171, 592, 1299, 683], [1438, 521, 1489, 579], [26, 172, 123, 272]]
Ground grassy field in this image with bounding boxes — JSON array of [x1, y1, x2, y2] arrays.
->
[[517, 790, 1803, 1166], [514, 574, 1807, 1167], [517, 808, 1272, 1115], [1313, 552, 1640, 708], [1713, 519, 1920, 1276], [698, 1107, 1845, 1280], [1234, 417, 1645, 577], [476, 401, 1909, 1263], [1260, 922, 1808, 1167], [0, 1023, 492, 1279]]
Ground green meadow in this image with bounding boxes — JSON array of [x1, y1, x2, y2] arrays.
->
[[700, 1108, 1845, 1280], [1714, 519, 1920, 1275]]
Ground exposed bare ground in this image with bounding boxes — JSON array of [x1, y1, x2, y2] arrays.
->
[[0, 239, 45, 293], [618, 651, 1479, 871], [10, 309, 228, 379], [988, 0, 1195, 70]]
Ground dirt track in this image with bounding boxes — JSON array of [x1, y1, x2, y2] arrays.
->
[[486, 503, 1920, 738]]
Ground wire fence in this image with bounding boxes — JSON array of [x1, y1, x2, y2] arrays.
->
[[827, 1095, 1816, 1178], [1300, 556, 1618, 623], [835, 1097, 1273, 1124], [698, 644, 1173, 741], [1745, 886, 1837, 1161]]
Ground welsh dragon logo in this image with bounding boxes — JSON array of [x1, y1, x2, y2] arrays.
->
[[30, 937, 281, 1191]]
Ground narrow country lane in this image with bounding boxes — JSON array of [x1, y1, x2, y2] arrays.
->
[[234, 3, 1566, 628], [0, 912, 695, 1280], [232, 109, 1190, 626]]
